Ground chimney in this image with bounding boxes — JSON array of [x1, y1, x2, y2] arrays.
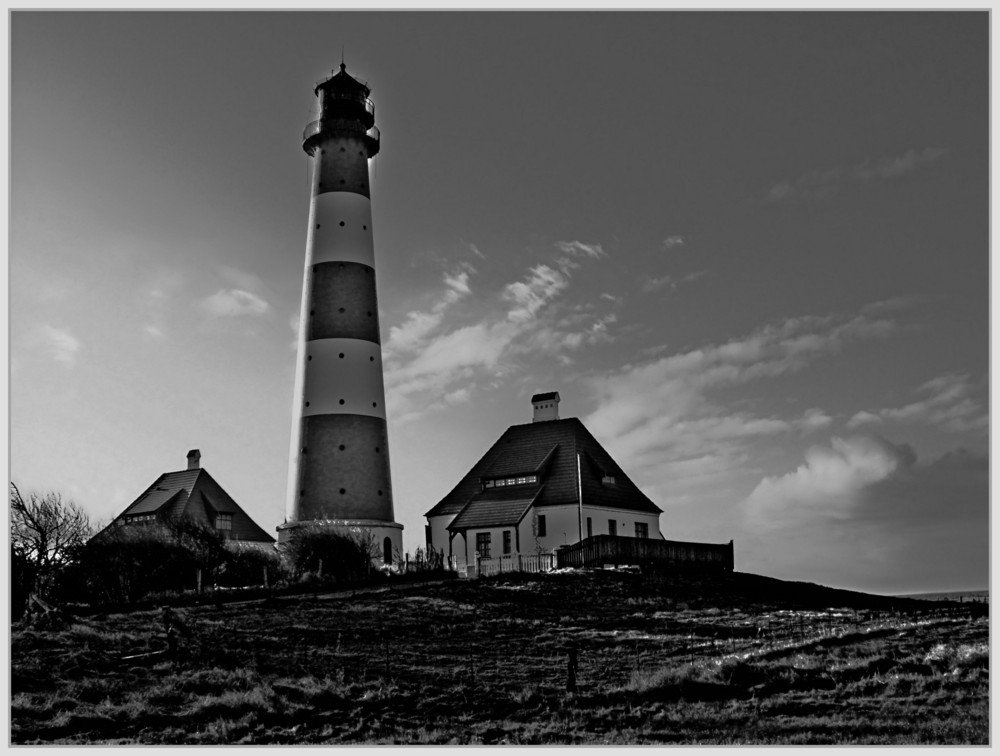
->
[[186, 449, 201, 470], [531, 392, 560, 422]]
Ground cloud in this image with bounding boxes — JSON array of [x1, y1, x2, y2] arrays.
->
[[385, 242, 612, 424], [846, 410, 883, 429], [739, 438, 987, 593], [744, 436, 912, 522], [582, 310, 895, 480], [503, 265, 569, 323], [797, 408, 833, 432], [765, 147, 949, 202], [554, 240, 606, 260], [860, 296, 925, 316], [641, 274, 674, 294], [663, 236, 685, 249], [681, 269, 709, 284], [641, 268, 708, 295], [38, 325, 81, 365], [201, 288, 271, 317], [386, 264, 476, 356], [143, 324, 165, 339], [852, 373, 987, 434]]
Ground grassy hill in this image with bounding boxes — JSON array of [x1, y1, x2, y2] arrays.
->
[[10, 568, 989, 744]]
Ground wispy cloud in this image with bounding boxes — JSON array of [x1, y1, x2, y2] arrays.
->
[[386, 264, 475, 355], [641, 274, 674, 294], [582, 310, 895, 480], [201, 288, 271, 317], [663, 235, 685, 250], [766, 147, 949, 202], [38, 325, 81, 365], [554, 240, 606, 260], [848, 373, 987, 434], [641, 269, 708, 294], [503, 265, 569, 323], [385, 242, 612, 424], [143, 324, 165, 340]]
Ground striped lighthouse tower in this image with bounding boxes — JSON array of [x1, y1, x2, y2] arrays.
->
[[278, 63, 402, 567]]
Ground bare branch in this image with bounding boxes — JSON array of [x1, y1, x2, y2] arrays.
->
[[10, 483, 93, 588]]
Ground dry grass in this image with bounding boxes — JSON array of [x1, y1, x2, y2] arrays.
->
[[9, 570, 988, 744]]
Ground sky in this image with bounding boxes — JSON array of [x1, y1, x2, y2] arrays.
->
[[9, 10, 990, 595]]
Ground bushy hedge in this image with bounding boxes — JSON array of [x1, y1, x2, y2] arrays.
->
[[282, 523, 376, 583], [53, 517, 281, 607], [215, 544, 285, 588]]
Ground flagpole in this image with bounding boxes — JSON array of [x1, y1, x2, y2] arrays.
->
[[577, 453, 584, 542]]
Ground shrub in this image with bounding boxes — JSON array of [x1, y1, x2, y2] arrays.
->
[[215, 546, 286, 589], [55, 516, 234, 605], [282, 523, 376, 583]]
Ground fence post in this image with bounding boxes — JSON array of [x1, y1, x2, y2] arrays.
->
[[196, 568, 202, 594], [318, 558, 323, 578], [263, 565, 269, 589], [567, 644, 578, 692]]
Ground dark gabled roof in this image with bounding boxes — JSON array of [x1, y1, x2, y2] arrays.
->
[[119, 469, 201, 518], [425, 417, 661, 518], [448, 487, 541, 531], [483, 443, 558, 479], [104, 464, 275, 544]]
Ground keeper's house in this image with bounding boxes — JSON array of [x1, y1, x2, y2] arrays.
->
[[424, 393, 664, 563], [93, 449, 274, 546]]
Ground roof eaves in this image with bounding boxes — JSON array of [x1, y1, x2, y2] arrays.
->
[[515, 484, 546, 527], [444, 495, 477, 533]]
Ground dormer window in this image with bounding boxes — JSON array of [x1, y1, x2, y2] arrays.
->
[[602, 475, 617, 486], [126, 514, 156, 525], [215, 514, 232, 531], [482, 474, 538, 490]]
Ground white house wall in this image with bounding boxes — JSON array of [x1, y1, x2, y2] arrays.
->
[[428, 503, 664, 561], [426, 514, 456, 558], [580, 504, 664, 540]]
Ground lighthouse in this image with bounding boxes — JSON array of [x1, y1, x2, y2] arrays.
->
[[278, 63, 403, 567]]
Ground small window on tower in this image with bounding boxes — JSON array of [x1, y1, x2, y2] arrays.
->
[[215, 514, 232, 531]]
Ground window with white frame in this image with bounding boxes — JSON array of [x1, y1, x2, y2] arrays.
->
[[635, 522, 648, 539], [476, 532, 491, 558], [215, 514, 233, 531]]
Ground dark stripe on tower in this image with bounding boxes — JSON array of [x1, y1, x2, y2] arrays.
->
[[315, 135, 371, 198], [299, 415, 394, 522], [307, 262, 380, 343]]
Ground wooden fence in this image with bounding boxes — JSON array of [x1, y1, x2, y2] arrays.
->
[[556, 534, 734, 572], [475, 553, 556, 577]]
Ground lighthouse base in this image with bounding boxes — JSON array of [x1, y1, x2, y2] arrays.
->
[[276, 518, 404, 569]]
